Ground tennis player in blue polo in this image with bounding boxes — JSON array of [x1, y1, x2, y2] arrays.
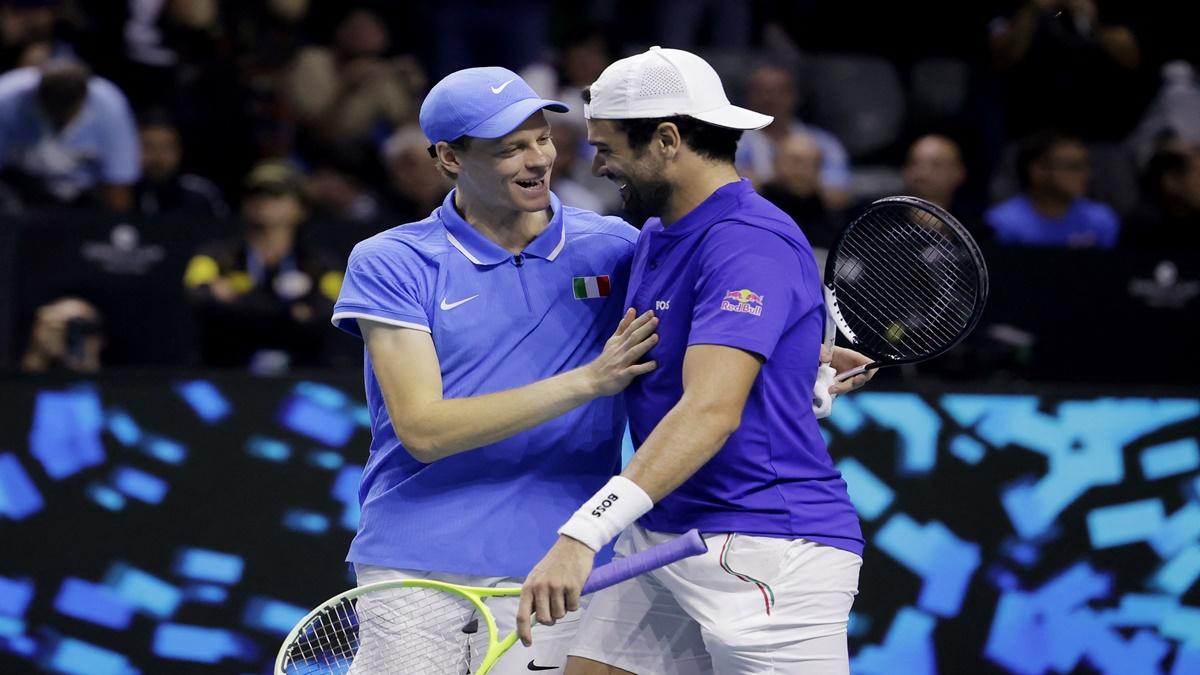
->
[[331, 67, 659, 674], [520, 48, 870, 674]]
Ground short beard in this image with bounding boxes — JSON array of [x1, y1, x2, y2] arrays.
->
[[622, 175, 672, 225]]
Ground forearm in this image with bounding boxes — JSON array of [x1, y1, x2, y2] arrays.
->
[[621, 398, 738, 502], [393, 367, 598, 462], [368, 308, 658, 463]]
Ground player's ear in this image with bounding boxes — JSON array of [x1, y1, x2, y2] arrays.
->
[[435, 141, 465, 178], [654, 122, 681, 159]]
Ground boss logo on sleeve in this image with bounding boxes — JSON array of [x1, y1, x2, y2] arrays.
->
[[720, 289, 764, 316]]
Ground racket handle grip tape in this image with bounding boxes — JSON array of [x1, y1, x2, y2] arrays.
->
[[582, 528, 706, 595], [833, 363, 871, 383]]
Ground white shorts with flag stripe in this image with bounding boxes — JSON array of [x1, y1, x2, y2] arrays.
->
[[568, 525, 862, 675]]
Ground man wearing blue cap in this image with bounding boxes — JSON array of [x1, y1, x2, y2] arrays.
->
[[329, 67, 658, 673]]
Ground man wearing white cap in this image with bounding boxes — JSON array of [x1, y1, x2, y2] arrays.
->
[[519, 47, 871, 674], [330, 66, 660, 673]]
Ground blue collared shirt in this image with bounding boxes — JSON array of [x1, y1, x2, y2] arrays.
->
[[986, 195, 1120, 249], [625, 179, 864, 556], [333, 190, 637, 576], [0, 67, 139, 201]]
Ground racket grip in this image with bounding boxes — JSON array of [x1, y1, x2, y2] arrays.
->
[[834, 363, 870, 383], [582, 529, 706, 595]]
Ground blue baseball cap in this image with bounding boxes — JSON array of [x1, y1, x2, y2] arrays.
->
[[419, 67, 569, 144]]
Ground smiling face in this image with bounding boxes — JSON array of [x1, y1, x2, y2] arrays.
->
[[586, 118, 672, 223], [448, 111, 557, 216]]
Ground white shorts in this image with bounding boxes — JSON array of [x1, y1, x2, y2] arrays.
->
[[353, 563, 581, 675], [568, 525, 862, 675]]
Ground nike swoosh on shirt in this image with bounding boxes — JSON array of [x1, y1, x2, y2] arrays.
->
[[440, 295, 480, 310], [491, 79, 515, 94], [527, 661, 558, 671]]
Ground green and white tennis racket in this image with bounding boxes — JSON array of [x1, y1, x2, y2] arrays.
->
[[275, 529, 707, 674]]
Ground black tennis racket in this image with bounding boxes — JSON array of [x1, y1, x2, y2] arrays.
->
[[818, 196, 988, 394]]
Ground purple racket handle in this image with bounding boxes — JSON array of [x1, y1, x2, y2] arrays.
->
[[581, 529, 707, 595]]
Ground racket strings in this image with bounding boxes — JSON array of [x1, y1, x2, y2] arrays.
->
[[840, 247, 973, 350], [847, 211, 979, 317], [833, 204, 982, 359], [873, 209, 980, 308], [835, 247, 970, 357], [281, 587, 482, 674], [836, 239, 965, 355], [844, 223, 977, 352]]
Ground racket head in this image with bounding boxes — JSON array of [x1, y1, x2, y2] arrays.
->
[[274, 579, 514, 675], [824, 195, 989, 367]]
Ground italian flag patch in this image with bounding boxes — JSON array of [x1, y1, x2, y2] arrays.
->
[[572, 275, 611, 299]]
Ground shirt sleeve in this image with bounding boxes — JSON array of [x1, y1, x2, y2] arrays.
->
[[332, 241, 431, 338], [95, 81, 140, 185], [812, 129, 851, 190], [688, 222, 821, 360]]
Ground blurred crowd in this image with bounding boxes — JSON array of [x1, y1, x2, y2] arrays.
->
[[2, 0, 1198, 375]]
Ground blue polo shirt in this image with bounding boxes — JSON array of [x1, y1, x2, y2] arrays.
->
[[626, 179, 863, 556], [986, 194, 1119, 249], [0, 67, 139, 201], [332, 190, 637, 577]]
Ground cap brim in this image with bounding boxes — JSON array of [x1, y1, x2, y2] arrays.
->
[[690, 105, 773, 131], [465, 98, 570, 139]]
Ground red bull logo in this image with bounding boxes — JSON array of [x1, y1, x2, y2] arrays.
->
[[720, 288, 764, 316]]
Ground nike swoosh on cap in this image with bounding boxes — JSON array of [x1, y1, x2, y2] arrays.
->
[[527, 660, 558, 671], [491, 79, 515, 94], [440, 295, 480, 310]]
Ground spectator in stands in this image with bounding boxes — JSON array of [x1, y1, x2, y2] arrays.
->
[[20, 296, 103, 374], [1123, 144, 1200, 250], [283, 8, 420, 147], [760, 133, 834, 248], [133, 110, 228, 218], [985, 131, 1119, 248], [183, 160, 344, 370], [736, 63, 851, 209], [520, 24, 611, 128], [546, 120, 606, 213], [989, 0, 1142, 141], [112, 0, 254, 197], [520, 25, 622, 213], [305, 143, 386, 224], [0, 57, 139, 211], [903, 135, 966, 210], [1127, 62, 1200, 169], [0, 0, 68, 71], [380, 125, 449, 222], [902, 134, 981, 224], [227, 0, 315, 161]]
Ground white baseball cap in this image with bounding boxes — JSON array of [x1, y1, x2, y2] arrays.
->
[[584, 46, 773, 130]]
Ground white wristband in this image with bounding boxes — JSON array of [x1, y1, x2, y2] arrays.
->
[[557, 476, 653, 552], [812, 363, 838, 419]]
